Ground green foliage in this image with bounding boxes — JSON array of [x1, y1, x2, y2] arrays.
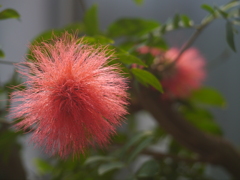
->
[[107, 18, 160, 38], [0, 8, 20, 20], [83, 4, 99, 36], [131, 68, 163, 92], [226, 21, 236, 52], [201, 4, 215, 15], [190, 87, 226, 107], [133, 0, 144, 5], [136, 160, 160, 179], [0, 49, 4, 58]]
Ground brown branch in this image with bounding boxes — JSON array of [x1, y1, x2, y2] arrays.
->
[[138, 87, 240, 179]]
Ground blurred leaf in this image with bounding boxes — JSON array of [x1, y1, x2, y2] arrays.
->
[[121, 131, 153, 155], [215, 7, 228, 18], [118, 52, 147, 67], [0, 49, 5, 58], [226, 21, 236, 52], [84, 156, 115, 166], [107, 18, 159, 38], [0, 8, 20, 20], [181, 107, 223, 135], [84, 4, 99, 36], [98, 162, 125, 175], [64, 22, 85, 33], [35, 158, 53, 174], [190, 87, 226, 107], [82, 35, 114, 45], [133, 0, 144, 5], [160, 24, 167, 34], [201, 4, 215, 14], [173, 14, 180, 29], [128, 136, 154, 162], [181, 15, 193, 27], [136, 160, 160, 178], [131, 68, 163, 92]]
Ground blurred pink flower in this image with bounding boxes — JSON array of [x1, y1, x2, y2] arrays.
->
[[10, 33, 128, 158], [161, 48, 206, 99]]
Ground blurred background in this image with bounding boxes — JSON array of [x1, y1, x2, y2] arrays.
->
[[0, 0, 240, 179]]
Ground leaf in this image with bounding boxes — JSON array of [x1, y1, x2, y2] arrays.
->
[[131, 68, 163, 92], [226, 21, 236, 52], [83, 4, 99, 36], [136, 160, 159, 178], [133, 0, 144, 5], [82, 35, 114, 45], [190, 87, 226, 107], [181, 107, 223, 135], [181, 15, 193, 27], [215, 7, 228, 19], [173, 14, 180, 29], [84, 156, 115, 166], [201, 4, 215, 14], [128, 136, 154, 162], [98, 162, 125, 175], [35, 158, 53, 174], [117, 53, 147, 67], [0, 49, 5, 58], [107, 18, 160, 38], [0, 9, 20, 20]]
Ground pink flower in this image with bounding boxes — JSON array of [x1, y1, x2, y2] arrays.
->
[[161, 48, 206, 99], [10, 33, 129, 158]]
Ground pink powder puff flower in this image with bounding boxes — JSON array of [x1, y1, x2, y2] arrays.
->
[[161, 48, 206, 99], [10, 32, 129, 158]]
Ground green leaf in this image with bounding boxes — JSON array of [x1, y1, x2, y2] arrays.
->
[[83, 4, 99, 36], [107, 18, 160, 38], [98, 162, 125, 175], [181, 15, 193, 27], [160, 24, 167, 34], [131, 68, 163, 92], [215, 7, 228, 18], [35, 158, 53, 174], [226, 21, 236, 52], [136, 160, 159, 178], [190, 87, 226, 107], [63, 22, 85, 33], [173, 14, 180, 29], [181, 107, 223, 135], [0, 49, 5, 58], [133, 0, 144, 5], [117, 53, 147, 67], [201, 4, 215, 14], [84, 156, 115, 166], [128, 136, 154, 162], [82, 35, 114, 45], [0, 8, 20, 20]]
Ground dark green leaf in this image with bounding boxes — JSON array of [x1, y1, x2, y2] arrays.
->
[[133, 0, 144, 5], [190, 87, 226, 107], [201, 4, 215, 14], [131, 68, 163, 92], [83, 4, 99, 35], [226, 21, 236, 52], [173, 14, 180, 29], [137, 160, 160, 178], [0, 9, 20, 20], [98, 162, 125, 175], [128, 136, 154, 162], [84, 156, 115, 166], [181, 15, 193, 27], [181, 107, 223, 135], [0, 49, 5, 58], [107, 18, 159, 38], [215, 7, 228, 18], [160, 24, 167, 34], [118, 53, 147, 67]]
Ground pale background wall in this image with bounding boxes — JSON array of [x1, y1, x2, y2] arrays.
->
[[0, 0, 240, 179]]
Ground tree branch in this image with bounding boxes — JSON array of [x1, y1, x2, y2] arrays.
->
[[138, 87, 240, 179]]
